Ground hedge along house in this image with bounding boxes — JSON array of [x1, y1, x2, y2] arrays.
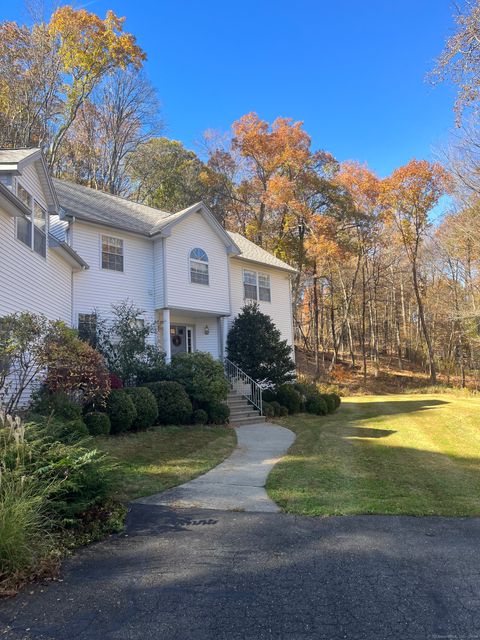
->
[[0, 149, 296, 413]]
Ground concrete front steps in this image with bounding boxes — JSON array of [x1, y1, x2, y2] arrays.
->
[[227, 391, 265, 426]]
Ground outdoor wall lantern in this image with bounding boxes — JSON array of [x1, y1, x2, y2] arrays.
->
[[204, 324, 210, 335]]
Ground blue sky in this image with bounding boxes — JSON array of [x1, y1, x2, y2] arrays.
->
[[3, 0, 461, 177]]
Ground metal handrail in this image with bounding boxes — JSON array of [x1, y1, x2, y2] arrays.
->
[[224, 357, 263, 415]]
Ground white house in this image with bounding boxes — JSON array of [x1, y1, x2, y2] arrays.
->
[[0, 149, 296, 372]]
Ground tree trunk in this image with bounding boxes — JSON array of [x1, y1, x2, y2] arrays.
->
[[411, 260, 436, 384]]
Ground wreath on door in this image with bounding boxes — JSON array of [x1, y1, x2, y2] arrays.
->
[[172, 335, 182, 347]]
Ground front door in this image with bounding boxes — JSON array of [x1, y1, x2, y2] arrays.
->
[[170, 325, 187, 356]]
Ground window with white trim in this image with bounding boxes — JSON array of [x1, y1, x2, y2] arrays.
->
[[243, 269, 271, 302], [258, 272, 271, 302], [33, 201, 46, 258], [78, 313, 97, 347], [190, 248, 209, 285], [101, 235, 124, 271], [15, 182, 46, 257]]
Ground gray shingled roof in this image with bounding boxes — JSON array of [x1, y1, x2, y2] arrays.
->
[[0, 148, 41, 165], [227, 232, 297, 273], [53, 178, 295, 273], [54, 178, 171, 236]]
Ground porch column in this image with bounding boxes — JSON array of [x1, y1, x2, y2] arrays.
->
[[221, 317, 229, 359], [163, 308, 171, 363]]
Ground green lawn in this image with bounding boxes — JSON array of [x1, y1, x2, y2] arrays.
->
[[267, 394, 480, 516], [95, 425, 236, 503]]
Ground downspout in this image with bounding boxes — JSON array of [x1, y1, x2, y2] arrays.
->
[[70, 217, 76, 328], [223, 251, 234, 359]]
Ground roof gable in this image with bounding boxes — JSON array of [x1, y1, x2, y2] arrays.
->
[[151, 201, 241, 254], [227, 232, 297, 273], [0, 148, 59, 213]]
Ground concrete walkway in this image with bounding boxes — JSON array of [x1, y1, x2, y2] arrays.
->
[[136, 423, 295, 512]]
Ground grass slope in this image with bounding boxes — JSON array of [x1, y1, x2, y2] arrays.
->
[[268, 394, 480, 516], [96, 425, 236, 503]]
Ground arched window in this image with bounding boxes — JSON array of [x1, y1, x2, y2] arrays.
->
[[190, 248, 209, 285]]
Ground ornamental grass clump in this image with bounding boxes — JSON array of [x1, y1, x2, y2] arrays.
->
[[0, 408, 119, 588], [0, 472, 54, 576], [0, 412, 57, 578]]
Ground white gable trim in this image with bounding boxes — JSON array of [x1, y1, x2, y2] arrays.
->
[[0, 183, 30, 218], [152, 202, 241, 255], [0, 149, 59, 213]]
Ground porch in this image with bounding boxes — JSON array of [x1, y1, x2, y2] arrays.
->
[[156, 308, 230, 362]]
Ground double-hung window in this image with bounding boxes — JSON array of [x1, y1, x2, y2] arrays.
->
[[243, 269, 258, 300], [243, 269, 271, 302], [258, 273, 271, 302], [16, 183, 32, 249], [15, 182, 47, 257], [33, 202, 47, 258], [190, 248, 209, 285], [78, 313, 97, 347], [101, 235, 124, 271]]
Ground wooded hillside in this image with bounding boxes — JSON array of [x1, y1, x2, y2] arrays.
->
[[2, 2, 480, 389]]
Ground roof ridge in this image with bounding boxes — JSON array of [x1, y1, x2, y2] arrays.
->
[[53, 177, 174, 217]]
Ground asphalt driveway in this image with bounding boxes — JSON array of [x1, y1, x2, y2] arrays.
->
[[2, 505, 480, 640]]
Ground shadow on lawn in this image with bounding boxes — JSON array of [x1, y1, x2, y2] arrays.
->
[[336, 426, 397, 439], [321, 399, 451, 439], [342, 397, 450, 418]]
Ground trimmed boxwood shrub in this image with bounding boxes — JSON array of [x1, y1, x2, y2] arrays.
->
[[276, 384, 302, 414], [320, 393, 336, 414], [43, 417, 89, 444], [262, 388, 277, 403], [193, 409, 208, 425], [207, 403, 230, 425], [84, 411, 111, 436], [293, 382, 321, 410], [106, 389, 137, 434], [330, 393, 341, 410], [306, 396, 328, 416], [169, 352, 228, 407], [144, 381, 192, 425], [263, 402, 275, 418], [270, 400, 282, 417], [124, 387, 159, 431], [279, 405, 289, 417]]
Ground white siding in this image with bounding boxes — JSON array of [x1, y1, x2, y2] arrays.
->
[[164, 212, 231, 315], [229, 258, 294, 347], [15, 164, 48, 212], [0, 208, 72, 323], [153, 237, 164, 308], [71, 221, 156, 336]]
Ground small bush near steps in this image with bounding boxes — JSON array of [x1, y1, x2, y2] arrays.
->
[[320, 394, 336, 414], [169, 352, 228, 407], [144, 381, 192, 425], [263, 402, 275, 418], [263, 384, 340, 418], [206, 403, 230, 425], [275, 385, 302, 414], [305, 396, 328, 416], [193, 409, 208, 425]]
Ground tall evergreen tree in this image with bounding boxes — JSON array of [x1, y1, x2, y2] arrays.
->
[[227, 303, 295, 387]]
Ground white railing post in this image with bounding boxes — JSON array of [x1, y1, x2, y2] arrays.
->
[[223, 357, 263, 415]]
